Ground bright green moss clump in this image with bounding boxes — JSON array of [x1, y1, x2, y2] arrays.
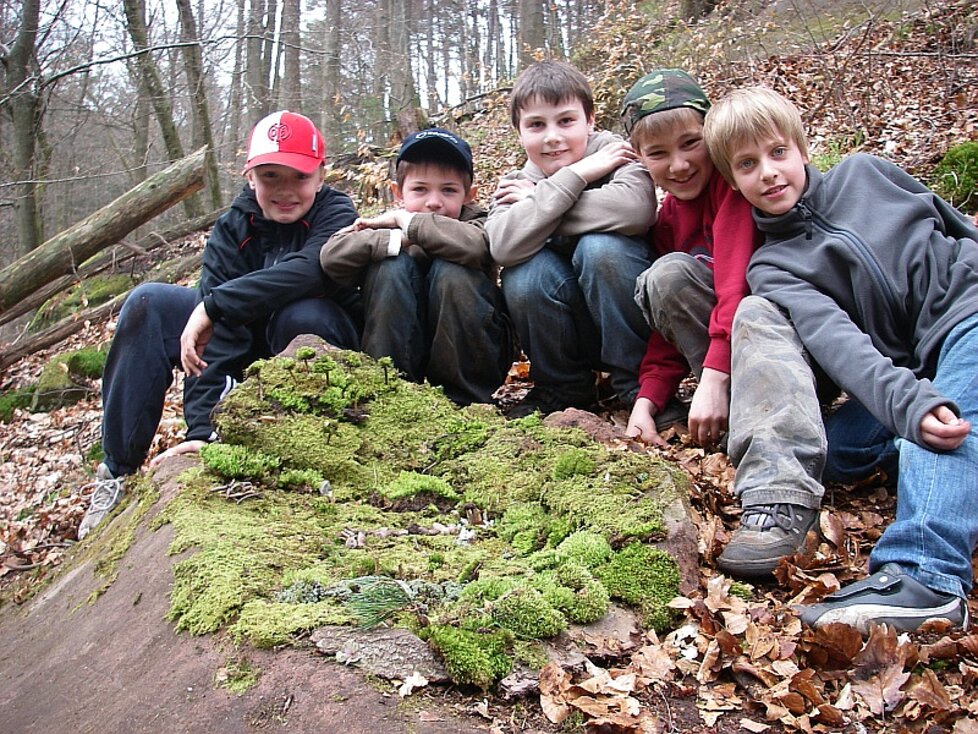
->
[[933, 140, 978, 213], [31, 347, 108, 411], [149, 345, 687, 689], [597, 542, 681, 632]]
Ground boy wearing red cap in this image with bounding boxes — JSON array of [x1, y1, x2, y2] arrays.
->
[[321, 128, 513, 405], [79, 111, 359, 539]]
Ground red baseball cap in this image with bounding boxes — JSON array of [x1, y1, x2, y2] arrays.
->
[[243, 110, 326, 174]]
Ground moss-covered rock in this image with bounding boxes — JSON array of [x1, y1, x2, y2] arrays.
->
[[933, 140, 978, 213], [29, 274, 134, 333], [597, 542, 681, 632], [31, 347, 107, 411], [149, 344, 688, 688], [0, 386, 35, 422]]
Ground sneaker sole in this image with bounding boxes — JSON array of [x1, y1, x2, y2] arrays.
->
[[803, 597, 965, 634]]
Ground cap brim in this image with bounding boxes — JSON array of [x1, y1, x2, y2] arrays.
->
[[398, 139, 473, 176], [243, 152, 324, 175]]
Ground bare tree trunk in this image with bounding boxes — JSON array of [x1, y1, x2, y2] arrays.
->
[[6, 0, 43, 258], [227, 0, 247, 161], [245, 0, 271, 120], [425, 0, 439, 111], [0, 148, 208, 317], [263, 0, 280, 106], [323, 0, 343, 147], [518, 0, 547, 66], [280, 0, 302, 111], [388, 0, 424, 137], [122, 0, 202, 218], [176, 0, 223, 210]]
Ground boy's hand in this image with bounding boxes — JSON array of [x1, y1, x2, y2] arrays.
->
[[493, 179, 535, 205], [688, 368, 730, 447], [149, 440, 208, 467], [336, 210, 414, 234], [919, 404, 971, 451], [180, 302, 213, 377], [567, 140, 637, 184], [626, 397, 669, 448]]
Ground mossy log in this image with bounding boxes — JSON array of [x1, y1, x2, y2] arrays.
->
[[0, 208, 222, 328], [0, 147, 207, 316], [0, 252, 201, 372]]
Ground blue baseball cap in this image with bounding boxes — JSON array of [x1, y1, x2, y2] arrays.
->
[[397, 128, 474, 177]]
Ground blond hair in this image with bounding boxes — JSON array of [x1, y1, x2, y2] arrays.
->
[[703, 87, 809, 184], [629, 106, 705, 149]]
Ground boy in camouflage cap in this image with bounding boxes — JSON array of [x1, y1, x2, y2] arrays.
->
[[621, 69, 759, 451]]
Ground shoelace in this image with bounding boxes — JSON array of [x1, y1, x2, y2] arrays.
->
[[86, 476, 125, 512], [740, 504, 804, 532]]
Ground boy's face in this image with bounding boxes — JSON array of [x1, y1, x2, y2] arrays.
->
[[635, 117, 712, 201], [729, 132, 809, 216], [517, 95, 593, 177], [393, 164, 474, 220], [246, 163, 324, 224]]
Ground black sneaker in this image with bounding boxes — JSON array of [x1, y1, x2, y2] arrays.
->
[[504, 385, 592, 419], [798, 563, 970, 634], [716, 503, 818, 578]]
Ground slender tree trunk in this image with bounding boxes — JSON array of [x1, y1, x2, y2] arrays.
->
[[263, 0, 280, 106], [6, 0, 43, 258], [323, 0, 343, 147], [388, 0, 423, 137], [176, 0, 223, 210], [517, 0, 547, 67], [425, 0, 438, 111], [246, 0, 271, 120], [228, 0, 246, 161], [122, 0, 201, 218], [280, 0, 302, 111]]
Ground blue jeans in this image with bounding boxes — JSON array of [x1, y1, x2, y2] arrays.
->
[[361, 254, 514, 405], [824, 398, 899, 484], [101, 282, 360, 476], [870, 313, 978, 598], [500, 233, 651, 403]]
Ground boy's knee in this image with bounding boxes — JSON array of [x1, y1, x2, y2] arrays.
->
[[637, 253, 700, 307], [733, 295, 782, 331]]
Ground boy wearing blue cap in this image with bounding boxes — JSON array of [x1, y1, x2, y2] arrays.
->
[[321, 128, 514, 405]]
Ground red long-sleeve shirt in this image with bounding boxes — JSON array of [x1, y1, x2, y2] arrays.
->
[[637, 170, 761, 411]]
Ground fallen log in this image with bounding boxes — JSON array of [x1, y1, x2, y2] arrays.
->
[[0, 208, 222, 328], [0, 252, 201, 372], [0, 147, 207, 316]]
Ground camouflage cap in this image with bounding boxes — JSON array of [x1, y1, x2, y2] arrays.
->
[[620, 69, 711, 136]]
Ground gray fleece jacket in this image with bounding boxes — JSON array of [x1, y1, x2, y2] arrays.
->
[[748, 153, 978, 447], [486, 130, 656, 267]]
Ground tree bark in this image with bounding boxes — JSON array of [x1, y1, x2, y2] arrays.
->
[[122, 0, 202, 219], [280, 0, 302, 111], [0, 252, 202, 372], [175, 0, 223, 210], [517, 0, 547, 67], [6, 0, 43, 258], [0, 148, 208, 317], [0, 209, 222, 328]]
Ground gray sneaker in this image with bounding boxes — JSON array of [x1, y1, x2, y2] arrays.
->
[[798, 563, 969, 634], [716, 503, 818, 578], [77, 464, 126, 540]]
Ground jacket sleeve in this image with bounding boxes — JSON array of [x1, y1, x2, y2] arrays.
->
[[407, 204, 491, 271], [320, 228, 391, 287], [202, 189, 357, 325], [749, 264, 953, 446], [703, 182, 760, 375], [487, 161, 657, 268], [636, 331, 689, 412]]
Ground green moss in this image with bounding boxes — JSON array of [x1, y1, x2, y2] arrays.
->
[[597, 542, 681, 633], [277, 468, 325, 491], [231, 598, 352, 647], [199, 443, 280, 481], [0, 386, 34, 422], [31, 348, 108, 411], [513, 640, 549, 671], [215, 656, 261, 694], [380, 471, 459, 503], [490, 587, 566, 639], [553, 448, 596, 480], [729, 581, 754, 601], [495, 503, 549, 556], [30, 274, 133, 332], [933, 140, 978, 213], [426, 624, 513, 690], [555, 530, 613, 569]]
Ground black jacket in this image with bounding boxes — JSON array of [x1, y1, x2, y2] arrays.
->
[[184, 184, 357, 439]]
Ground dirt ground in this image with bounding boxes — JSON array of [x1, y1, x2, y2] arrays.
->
[[0, 456, 493, 734]]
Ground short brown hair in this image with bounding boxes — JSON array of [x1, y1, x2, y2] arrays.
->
[[509, 60, 594, 129], [704, 86, 809, 184], [629, 106, 704, 149]]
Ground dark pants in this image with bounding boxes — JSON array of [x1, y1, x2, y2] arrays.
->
[[100, 282, 360, 476]]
